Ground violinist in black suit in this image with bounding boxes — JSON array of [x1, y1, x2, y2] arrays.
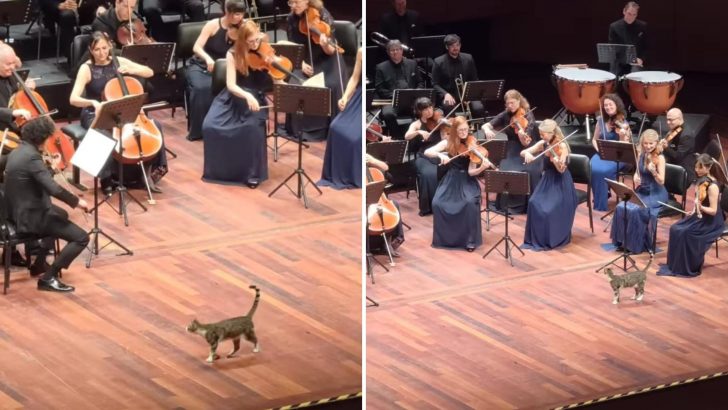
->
[[659, 108, 696, 183], [4, 117, 90, 292], [431, 34, 484, 120], [374, 39, 423, 140]]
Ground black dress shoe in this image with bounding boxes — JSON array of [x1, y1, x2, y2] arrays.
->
[[466, 247, 475, 253], [1, 250, 27, 267], [246, 181, 259, 189], [37, 277, 75, 292], [29, 261, 51, 277]]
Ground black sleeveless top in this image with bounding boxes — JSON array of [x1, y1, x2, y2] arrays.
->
[[191, 18, 233, 69], [85, 62, 117, 101]]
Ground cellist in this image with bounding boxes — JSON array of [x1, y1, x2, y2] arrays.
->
[[366, 154, 405, 256], [69, 31, 167, 193], [0, 45, 34, 134]]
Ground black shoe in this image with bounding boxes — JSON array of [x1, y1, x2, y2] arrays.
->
[[466, 247, 475, 252], [186, 134, 202, 141], [29, 261, 51, 277], [246, 180, 259, 189], [1, 250, 27, 267], [37, 277, 75, 292]]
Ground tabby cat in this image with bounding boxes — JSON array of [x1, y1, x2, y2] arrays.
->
[[187, 285, 261, 363], [604, 257, 652, 304]]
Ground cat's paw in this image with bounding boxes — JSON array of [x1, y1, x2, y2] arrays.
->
[[253, 346, 260, 353], [612, 300, 619, 304]]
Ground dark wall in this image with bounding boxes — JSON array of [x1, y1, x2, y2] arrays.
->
[[367, 0, 728, 73]]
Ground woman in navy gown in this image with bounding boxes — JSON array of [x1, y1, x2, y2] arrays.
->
[[481, 89, 543, 214], [184, 1, 244, 141], [590, 93, 632, 211], [610, 129, 668, 254], [318, 48, 362, 189], [657, 154, 725, 277], [425, 116, 493, 251], [520, 119, 578, 250], [404, 97, 445, 216], [202, 20, 272, 188]]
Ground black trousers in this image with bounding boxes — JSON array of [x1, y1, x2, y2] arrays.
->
[[37, 205, 89, 278], [143, 0, 205, 39], [39, 5, 76, 59], [381, 105, 405, 140]]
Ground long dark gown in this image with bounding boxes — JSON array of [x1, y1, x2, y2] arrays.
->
[[287, 8, 347, 141], [184, 18, 233, 141], [657, 181, 725, 277], [201, 67, 272, 186], [318, 86, 362, 189], [487, 109, 543, 214], [590, 117, 629, 211], [413, 128, 442, 216], [431, 155, 482, 250], [610, 153, 668, 254], [522, 155, 578, 250]]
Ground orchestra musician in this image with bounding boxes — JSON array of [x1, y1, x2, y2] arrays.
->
[[366, 153, 405, 255], [4, 116, 90, 292], [590, 93, 632, 211], [425, 116, 492, 252], [481, 89, 542, 214], [379, 0, 422, 45], [92, 0, 143, 45], [404, 97, 443, 216], [431, 34, 484, 121], [659, 108, 696, 184], [38, 0, 93, 61], [521, 119, 578, 251], [286, 0, 346, 141], [608, 1, 647, 76], [143, 0, 205, 40], [610, 129, 667, 255], [185, 0, 246, 141], [69, 31, 166, 193], [319, 48, 362, 189], [374, 39, 423, 141], [657, 154, 725, 277], [201, 20, 273, 189]]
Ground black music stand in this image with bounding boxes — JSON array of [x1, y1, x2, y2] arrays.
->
[[365, 180, 388, 288], [410, 35, 445, 88], [482, 171, 529, 266], [393, 88, 434, 117], [597, 43, 637, 75], [268, 43, 305, 161], [597, 139, 637, 230], [0, 0, 30, 41], [268, 84, 330, 208], [478, 139, 510, 231], [71, 128, 134, 268], [462, 80, 504, 126], [90, 93, 148, 226], [122, 43, 176, 74], [596, 178, 646, 273], [366, 140, 408, 165]]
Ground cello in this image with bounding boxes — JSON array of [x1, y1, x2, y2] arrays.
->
[[366, 166, 401, 253], [9, 70, 76, 171]]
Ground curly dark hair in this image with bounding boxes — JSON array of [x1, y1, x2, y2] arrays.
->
[[21, 116, 56, 147]]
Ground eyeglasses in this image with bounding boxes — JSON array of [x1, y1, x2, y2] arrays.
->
[[247, 37, 262, 45], [287, 0, 305, 5]]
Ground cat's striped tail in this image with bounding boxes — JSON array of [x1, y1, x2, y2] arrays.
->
[[246, 285, 261, 317]]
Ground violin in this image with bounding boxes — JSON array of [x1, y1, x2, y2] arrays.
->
[[9, 70, 76, 171], [694, 175, 711, 219], [366, 123, 387, 142], [510, 108, 528, 135], [116, 0, 154, 46], [0, 128, 20, 152], [298, 7, 345, 54], [424, 110, 443, 132], [456, 135, 489, 165], [366, 166, 401, 239], [663, 125, 682, 145], [248, 38, 304, 82]]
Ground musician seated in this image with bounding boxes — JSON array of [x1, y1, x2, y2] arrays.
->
[[379, 0, 422, 44], [92, 0, 141, 46], [657, 108, 695, 184], [143, 0, 205, 40], [432, 34, 484, 121], [374, 39, 423, 140], [39, 0, 80, 61], [69, 31, 167, 193]]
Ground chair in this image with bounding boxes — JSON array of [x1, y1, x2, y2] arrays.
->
[[714, 187, 728, 257], [331, 20, 358, 69], [567, 153, 594, 233], [653, 163, 689, 252], [211, 58, 227, 97]]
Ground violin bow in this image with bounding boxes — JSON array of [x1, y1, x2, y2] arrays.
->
[[529, 128, 579, 162], [426, 103, 461, 135], [127, 0, 134, 45], [715, 133, 728, 177]]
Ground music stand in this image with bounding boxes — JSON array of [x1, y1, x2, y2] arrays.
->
[[478, 139, 510, 231], [410, 35, 445, 87], [90, 93, 149, 226], [71, 128, 133, 267], [366, 140, 408, 165], [482, 171, 529, 266], [597, 43, 637, 75], [393, 88, 434, 117], [268, 84, 330, 208], [462, 80, 504, 126], [596, 178, 646, 273], [597, 139, 637, 229], [122, 43, 176, 74], [267, 43, 305, 161], [0, 0, 30, 41]]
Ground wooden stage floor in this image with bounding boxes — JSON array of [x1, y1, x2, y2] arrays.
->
[[367, 179, 728, 409], [0, 112, 362, 409]]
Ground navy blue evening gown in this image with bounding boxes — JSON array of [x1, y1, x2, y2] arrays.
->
[[431, 156, 482, 250], [318, 87, 362, 189]]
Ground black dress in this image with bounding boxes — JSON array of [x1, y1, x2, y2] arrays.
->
[[184, 18, 233, 141], [413, 127, 442, 216], [201, 65, 272, 186], [431, 156, 482, 250]]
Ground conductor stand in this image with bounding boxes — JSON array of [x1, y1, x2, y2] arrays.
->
[[90, 94, 149, 226], [596, 139, 637, 231], [71, 128, 133, 268], [268, 43, 304, 161], [596, 178, 646, 273], [268, 84, 329, 208], [482, 171, 529, 266], [461, 79, 504, 129]]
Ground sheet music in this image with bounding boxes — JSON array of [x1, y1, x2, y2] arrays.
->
[[71, 129, 116, 177], [303, 72, 326, 88]]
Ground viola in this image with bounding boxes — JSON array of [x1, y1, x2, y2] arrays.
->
[[117, 17, 154, 45], [663, 125, 682, 145], [510, 107, 528, 135], [366, 123, 387, 142], [456, 135, 489, 165], [424, 110, 443, 132], [297, 7, 345, 54], [9, 70, 76, 171], [0, 129, 21, 152], [248, 39, 304, 82], [366, 166, 401, 236]]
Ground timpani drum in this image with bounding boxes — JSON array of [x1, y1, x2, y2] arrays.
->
[[553, 68, 616, 115], [622, 71, 684, 115]]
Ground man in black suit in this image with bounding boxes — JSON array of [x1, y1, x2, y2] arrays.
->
[[379, 0, 422, 45], [659, 108, 696, 184], [142, 0, 205, 40], [374, 40, 423, 140], [608, 1, 647, 76], [4, 117, 90, 292], [431, 34, 484, 121], [92, 0, 140, 45]]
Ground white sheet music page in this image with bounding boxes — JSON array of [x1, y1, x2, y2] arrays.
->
[[70, 128, 117, 178]]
